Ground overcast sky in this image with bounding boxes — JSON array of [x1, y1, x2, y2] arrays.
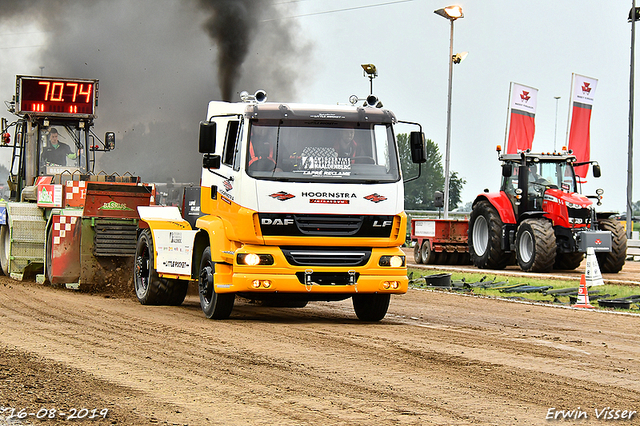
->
[[0, 0, 637, 212]]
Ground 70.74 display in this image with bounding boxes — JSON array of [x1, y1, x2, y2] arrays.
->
[[16, 75, 97, 117]]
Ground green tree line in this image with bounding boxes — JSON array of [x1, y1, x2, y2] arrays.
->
[[397, 133, 465, 211]]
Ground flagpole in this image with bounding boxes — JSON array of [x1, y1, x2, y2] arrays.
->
[[628, 0, 636, 239]]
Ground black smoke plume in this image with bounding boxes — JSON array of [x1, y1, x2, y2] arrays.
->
[[0, 0, 311, 184]]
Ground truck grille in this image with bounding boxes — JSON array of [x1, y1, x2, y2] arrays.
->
[[295, 271, 360, 286], [281, 247, 371, 266], [94, 219, 138, 256], [294, 214, 363, 236]]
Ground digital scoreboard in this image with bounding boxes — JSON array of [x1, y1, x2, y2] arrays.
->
[[16, 75, 98, 118]]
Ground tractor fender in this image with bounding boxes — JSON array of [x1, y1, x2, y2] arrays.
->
[[473, 192, 516, 224], [195, 214, 239, 264]]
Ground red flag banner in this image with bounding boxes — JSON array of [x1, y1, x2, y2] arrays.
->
[[567, 74, 597, 178], [505, 82, 538, 154]]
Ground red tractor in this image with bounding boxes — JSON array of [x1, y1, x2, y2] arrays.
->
[[468, 147, 626, 273]]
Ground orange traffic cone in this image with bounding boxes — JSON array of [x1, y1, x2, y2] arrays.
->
[[572, 274, 595, 309]]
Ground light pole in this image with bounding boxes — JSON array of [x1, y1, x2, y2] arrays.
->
[[628, 3, 639, 239], [553, 96, 561, 152], [435, 5, 464, 219]]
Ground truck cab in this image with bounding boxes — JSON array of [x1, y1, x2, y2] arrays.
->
[[135, 92, 426, 321]]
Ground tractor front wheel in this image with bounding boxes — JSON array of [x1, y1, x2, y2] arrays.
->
[[515, 219, 556, 272]]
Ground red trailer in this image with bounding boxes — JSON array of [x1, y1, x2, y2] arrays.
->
[[411, 218, 470, 265]]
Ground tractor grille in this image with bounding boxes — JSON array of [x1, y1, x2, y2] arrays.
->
[[294, 214, 363, 236], [93, 219, 138, 256], [567, 207, 591, 227], [281, 247, 371, 266]]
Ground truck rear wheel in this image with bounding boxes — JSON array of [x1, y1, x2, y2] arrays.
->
[[596, 219, 627, 273], [554, 252, 583, 270], [134, 229, 188, 306], [469, 200, 509, 269], [421, 240, 436, 264], [413, 242, 423, 264], [198, 246, 235, 319], [352, 293, 390, 321], [515, 219, 556, 272]]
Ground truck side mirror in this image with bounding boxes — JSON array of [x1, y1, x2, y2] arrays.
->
[[203, 154, 221, 170], [409, 131, 426, 163], [105, 132, 116, 150], [434, 191, 444, 208], [199, 121, 216, 153], [502, 163, 512, 177], [592, 164, 601, 178]]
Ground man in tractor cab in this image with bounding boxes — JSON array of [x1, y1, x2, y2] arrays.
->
[[41, 128, 76, 166]]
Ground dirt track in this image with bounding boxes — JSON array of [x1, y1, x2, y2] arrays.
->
[[1, 276, 639, 426]]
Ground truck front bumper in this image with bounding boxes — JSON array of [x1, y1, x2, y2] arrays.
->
[[213, 245, 408, 295]]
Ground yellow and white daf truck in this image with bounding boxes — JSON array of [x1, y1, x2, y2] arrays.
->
[[134, 91, 426, 321]]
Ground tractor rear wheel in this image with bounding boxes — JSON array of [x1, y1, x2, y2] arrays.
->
[[134, 229, 188, 306], [554, 252, 584, 270], [0, 225, 10, 275], [469, 200, 510, 269], [596, 219, 627, 273], [515, 219, 556, 272]]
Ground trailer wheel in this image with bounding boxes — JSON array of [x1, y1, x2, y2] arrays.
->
[[352, 293, 390, 321], [421, 240, 436, 264], [554, 252, 584, 270], [198, 246, 235, 319], [469, 200, 509, 269], [413, 242, 423, 264], [515, 219, 556, 272], [596, 219, 627, 273], [0, 225, 9, 275], [134, 229, 188, 306]]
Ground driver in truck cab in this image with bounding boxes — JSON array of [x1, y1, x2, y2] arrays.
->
[[41, 128, 76, 166]]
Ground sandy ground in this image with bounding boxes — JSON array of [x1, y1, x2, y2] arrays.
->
[[0, 274, 639, 426]]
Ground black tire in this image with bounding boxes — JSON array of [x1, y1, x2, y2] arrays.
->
[[352, 293, 390, 321], [554, 252, 584, 270], [134, 229, 188, 306], [198, 246, 235, 319], [515, 219, 556, 272], [0, 225, 10, 275], [421, 240, 436, 264], [413, 242, 423, 264], [468, 200, 509, 269], [596, 219, 627, 273], [458, 252, 471, 265], [46, 226, 54, 284]]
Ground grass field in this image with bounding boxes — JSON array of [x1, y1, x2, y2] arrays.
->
[[408, 267, 640, 312]]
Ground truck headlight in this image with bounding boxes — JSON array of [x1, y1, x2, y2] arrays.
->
[[379, 255, 405, 267], [237, 253, 274, 266]]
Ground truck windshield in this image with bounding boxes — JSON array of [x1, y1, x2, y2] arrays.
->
[[246, 120, 400, 182]]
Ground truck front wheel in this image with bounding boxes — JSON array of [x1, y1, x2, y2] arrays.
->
[[596, 219, 627, 273], [515, 219, 556, 272], [198, 246, 235, 319], [352, 293, 390, 321], [134, 229, 188, 306]]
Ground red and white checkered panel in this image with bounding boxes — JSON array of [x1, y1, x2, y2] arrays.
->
[[52, 215, 78, 246], [64, 181, 87, 207]]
